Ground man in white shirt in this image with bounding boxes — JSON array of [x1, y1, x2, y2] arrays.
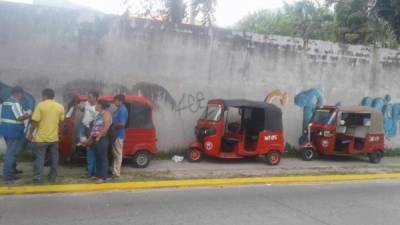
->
[[78, 91, 98, 178]]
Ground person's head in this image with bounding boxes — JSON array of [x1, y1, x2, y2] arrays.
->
[[88, 91, 99, 104], [95, 101, 110, 112], [42, 88, 55, 100], [11, 86, 24, 101], [114, 94, 125, 107]]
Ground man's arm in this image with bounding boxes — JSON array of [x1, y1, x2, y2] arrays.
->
[[28, 104, 41, 141], [12, 103, 31, 121], [16, 114, 31, 121], [28, 120, 38, 141]]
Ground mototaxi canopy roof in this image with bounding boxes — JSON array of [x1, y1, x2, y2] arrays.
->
[[338, 106, 384, 133], [209, 99, 283, 132]]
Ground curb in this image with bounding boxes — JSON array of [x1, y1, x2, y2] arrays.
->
[[1, 173, 400, 195]]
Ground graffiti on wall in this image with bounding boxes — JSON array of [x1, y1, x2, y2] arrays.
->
[[294, 88, 324, 130], [294, 88, 324, 144], [61, 80, 206, 114], [175, 91, 206, 113], [361, 95, 400, 138], [132, 82, 177, 110], [265, 89, 289, 107]]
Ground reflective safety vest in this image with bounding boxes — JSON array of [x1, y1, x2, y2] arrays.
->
[[0, 97, 25, 139]]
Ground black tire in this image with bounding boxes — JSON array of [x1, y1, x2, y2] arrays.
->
[[132, 150, 151, 168], [187, 148, 203, 162], [301, 148, 315, 161], [266, 151, 281, 166], [369, 151, 383, 164]]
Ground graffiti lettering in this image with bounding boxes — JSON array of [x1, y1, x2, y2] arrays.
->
[[295, 88, 324, 126], [175, 92, 206, 113], [265, 89, 289, 107], [361, 95, 400, 138]]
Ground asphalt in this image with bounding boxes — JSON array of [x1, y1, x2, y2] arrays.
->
[[1, 180, 400, 225]]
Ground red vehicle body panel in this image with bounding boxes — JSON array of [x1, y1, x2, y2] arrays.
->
[[302, 106, 384, 156], [190, 99, 285, 159], [59, 95, 157, 161]]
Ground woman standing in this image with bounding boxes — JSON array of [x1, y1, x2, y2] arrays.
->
[[88, 101, 112, 183]]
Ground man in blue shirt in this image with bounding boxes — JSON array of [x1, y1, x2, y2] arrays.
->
[[111, 94, 128, 178], [0, 86, 31, 182]]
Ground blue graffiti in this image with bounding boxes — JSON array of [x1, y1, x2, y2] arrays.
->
[[294, 88, 324, 131], [0, 82, 35, 111], [294, 88, 324, 144], [361, 95, 399, 138]]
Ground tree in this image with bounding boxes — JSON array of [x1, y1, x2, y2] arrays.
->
[[235, 10, 296, 36], [235, 0, 334, 42], [124, 0, 217, 26], [285, 0, 335, 41], [189, 0, 217, 26], [334, 0, 371, 44], [375, 0, 400, 41], [165, 0, 187, 23], [334, 0, 397, 47]]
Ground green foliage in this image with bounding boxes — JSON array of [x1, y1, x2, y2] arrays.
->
[[236, 10, 296, 36], [334, 0, 370, 44], [284, 143, 299, 158], [384, 148, 400, 157], [236, 0, 334, 41], [375, 0, 400, 42], [236, 0, 398, 47]]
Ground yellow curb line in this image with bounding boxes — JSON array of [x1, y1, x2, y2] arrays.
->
[[1, 173, 400, 195]]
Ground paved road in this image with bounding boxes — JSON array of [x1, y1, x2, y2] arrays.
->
[[1, 180, 400, 225]]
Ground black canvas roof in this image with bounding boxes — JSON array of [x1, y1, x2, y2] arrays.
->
[[222, 99, 279, 110], [220, 99, 283, 131]]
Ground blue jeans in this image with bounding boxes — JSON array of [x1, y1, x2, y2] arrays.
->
[[92, 137, 109, 180], [78, 123, 96, 176], [77, 123, 89, 142], [3, 138, 24, 180], [87, 148, 96, 177]]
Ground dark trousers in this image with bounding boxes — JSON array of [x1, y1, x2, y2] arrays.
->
[[33, 142, 59, 181], [92, 137, 109, 180], [3, 138, 24, 180]]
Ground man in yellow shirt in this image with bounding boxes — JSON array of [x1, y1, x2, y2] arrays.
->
[[29, 88, 64, 184]]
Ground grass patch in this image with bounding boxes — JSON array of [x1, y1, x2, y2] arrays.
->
[[384, 148, 400, 157], [283, 143, 299, 158]]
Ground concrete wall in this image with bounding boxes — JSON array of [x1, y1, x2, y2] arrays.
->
[[1, 2, 400, 152]]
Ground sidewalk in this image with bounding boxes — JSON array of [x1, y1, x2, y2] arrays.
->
[[2, 156, 400, 185]]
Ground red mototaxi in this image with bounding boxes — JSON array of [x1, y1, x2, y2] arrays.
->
[[59, 95, 158, 168], [300, 105, 384, 163], [188, 99, 285, 165]]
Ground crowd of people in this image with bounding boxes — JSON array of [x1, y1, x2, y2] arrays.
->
[[0, 86, 128, 184]]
